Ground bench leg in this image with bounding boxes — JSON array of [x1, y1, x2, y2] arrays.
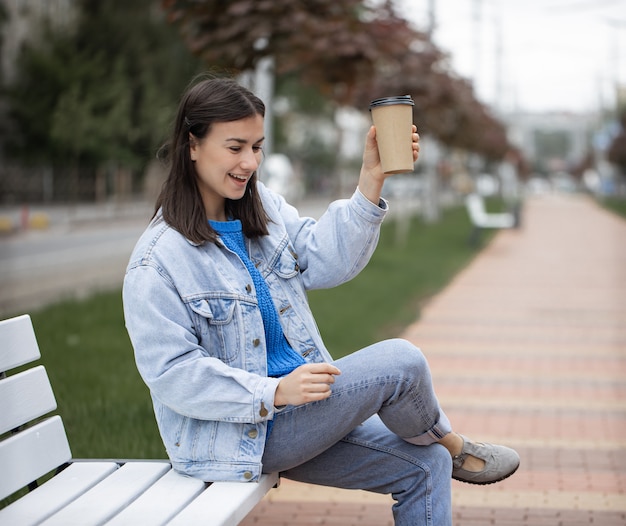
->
[[512, 204, 522, 228], [468, 226, 482, 247]]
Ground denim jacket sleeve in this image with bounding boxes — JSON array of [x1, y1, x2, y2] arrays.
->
[[258, 184, 388, 290]]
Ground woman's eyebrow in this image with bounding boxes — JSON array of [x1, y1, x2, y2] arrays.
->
[[226, 136, 265, 144]]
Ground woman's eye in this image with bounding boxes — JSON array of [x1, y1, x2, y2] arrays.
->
[[229, 147, 241, 153], [252, 146, 263, 153]]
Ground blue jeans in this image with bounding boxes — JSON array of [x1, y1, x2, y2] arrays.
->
[[262, 339, 453, 526]]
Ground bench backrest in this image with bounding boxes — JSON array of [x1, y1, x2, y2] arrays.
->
[[465, 193, 488, 224], [0, 315, 72, 501]]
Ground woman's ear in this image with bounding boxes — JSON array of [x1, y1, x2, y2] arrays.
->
[[189, 133, 198, 161]]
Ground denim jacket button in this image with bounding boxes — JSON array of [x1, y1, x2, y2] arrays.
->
[[253, 338, 260, 347], [245, 284, 252, 293], [259, 402, 269, 417], [248, 429, 258, 439], [243, 471, 253, 480]]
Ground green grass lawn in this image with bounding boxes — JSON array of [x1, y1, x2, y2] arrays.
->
[[599, 195, 626, 219], [28, 292, 165, 459], [308, 204, 483, 356], [10, 202, 490, 466]]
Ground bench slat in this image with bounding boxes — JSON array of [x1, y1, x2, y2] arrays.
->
[[0, 314, 40, 372], [168, 472, 279, 526], [0, 461, 119, 526], [106, 468, 207, 526], [0, 365, 57, 435], [0, 416, 71, 501], [41, 461, 172, 525]]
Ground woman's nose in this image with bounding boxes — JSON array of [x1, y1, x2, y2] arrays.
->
[[241, 149, 260, 170]]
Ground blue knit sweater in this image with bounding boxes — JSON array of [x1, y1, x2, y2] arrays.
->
[[209, 219, 306, 378]]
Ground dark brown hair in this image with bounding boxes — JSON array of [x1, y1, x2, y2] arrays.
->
[[155, 75, 270, 244]]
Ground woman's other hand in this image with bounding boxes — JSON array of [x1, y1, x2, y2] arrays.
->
[[274, 363, 341, 407]]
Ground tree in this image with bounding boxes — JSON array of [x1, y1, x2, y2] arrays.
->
[[2, 0, 203, 201], [161, 0, 511, 161], [162, 0, 408, 103]]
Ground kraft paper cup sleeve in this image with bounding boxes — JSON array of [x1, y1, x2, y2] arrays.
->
[[369, 96, 415, 174]]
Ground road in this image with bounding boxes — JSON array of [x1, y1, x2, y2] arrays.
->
[[0, 198, 332, 317], [0, 207, 151, 317]]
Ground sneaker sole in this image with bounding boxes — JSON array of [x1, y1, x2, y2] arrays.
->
[[452, 462, 520, 486]]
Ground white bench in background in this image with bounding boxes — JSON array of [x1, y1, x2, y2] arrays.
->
[[0, 314, 278, 525], [464, 193, 516, 245]]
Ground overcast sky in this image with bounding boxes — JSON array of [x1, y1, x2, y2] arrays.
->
[[398, 0, 626, 114]]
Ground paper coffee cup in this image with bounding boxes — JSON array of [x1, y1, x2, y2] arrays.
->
[[369, 96, 415, 174]]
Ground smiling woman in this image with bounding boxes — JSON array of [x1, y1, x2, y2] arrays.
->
[[122, 74, 518, 526]]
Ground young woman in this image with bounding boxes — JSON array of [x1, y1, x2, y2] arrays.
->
[[123, 76, 519, 525]]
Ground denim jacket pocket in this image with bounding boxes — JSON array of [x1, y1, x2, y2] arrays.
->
[[188, 297, 241, 364], [271, 244, 300, 279], [162, 410, 219, 463]]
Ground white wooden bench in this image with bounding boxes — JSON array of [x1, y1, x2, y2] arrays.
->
[[0, 314, 278, 525], [464, 193, 516, 246]]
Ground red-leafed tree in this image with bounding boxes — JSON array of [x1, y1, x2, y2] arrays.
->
[[162, 0, 510, 161], [162, 0, 418, 102]]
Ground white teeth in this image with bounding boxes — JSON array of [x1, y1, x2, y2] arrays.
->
[[229, 173, 247, 181]]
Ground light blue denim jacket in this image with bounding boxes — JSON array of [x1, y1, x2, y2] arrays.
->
[[122, 183, 388, 482]]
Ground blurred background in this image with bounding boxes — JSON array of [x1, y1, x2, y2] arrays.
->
[[1, 0, 626, 482], [1, 0, 625, 206], [0, 0, 625, 314]]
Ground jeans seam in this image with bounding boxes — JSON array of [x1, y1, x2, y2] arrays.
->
[[341, 434, 433, 471]]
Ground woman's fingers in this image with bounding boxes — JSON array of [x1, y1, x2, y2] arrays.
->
[[275, 363, 341, 406]]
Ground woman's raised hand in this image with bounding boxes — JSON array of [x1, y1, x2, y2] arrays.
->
[[358, 125, 420, 205]]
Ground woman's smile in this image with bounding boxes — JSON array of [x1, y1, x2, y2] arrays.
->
[[228, 172, 251, 183]]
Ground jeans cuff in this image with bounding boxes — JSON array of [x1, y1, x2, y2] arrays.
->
[[402, 409, 452, 446]]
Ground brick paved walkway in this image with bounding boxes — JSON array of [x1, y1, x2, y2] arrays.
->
[[241, 194, 626, 526]]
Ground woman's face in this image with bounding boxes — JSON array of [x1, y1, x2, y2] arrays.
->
[[190, 114, 265, 221]]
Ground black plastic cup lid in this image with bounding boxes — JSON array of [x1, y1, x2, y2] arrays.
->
[[369, 95, 414, 109]]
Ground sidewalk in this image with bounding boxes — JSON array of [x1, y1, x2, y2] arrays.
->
[[240, 193, 626, 526]]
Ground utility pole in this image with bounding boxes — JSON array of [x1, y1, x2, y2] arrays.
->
[[605, 18, 625, 113], [427, 0, 436, 37], [421, 0, 440, 223], [239, 38, 275, 156], [473, 0, 482, 83], [494, 7, 503, 112]]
